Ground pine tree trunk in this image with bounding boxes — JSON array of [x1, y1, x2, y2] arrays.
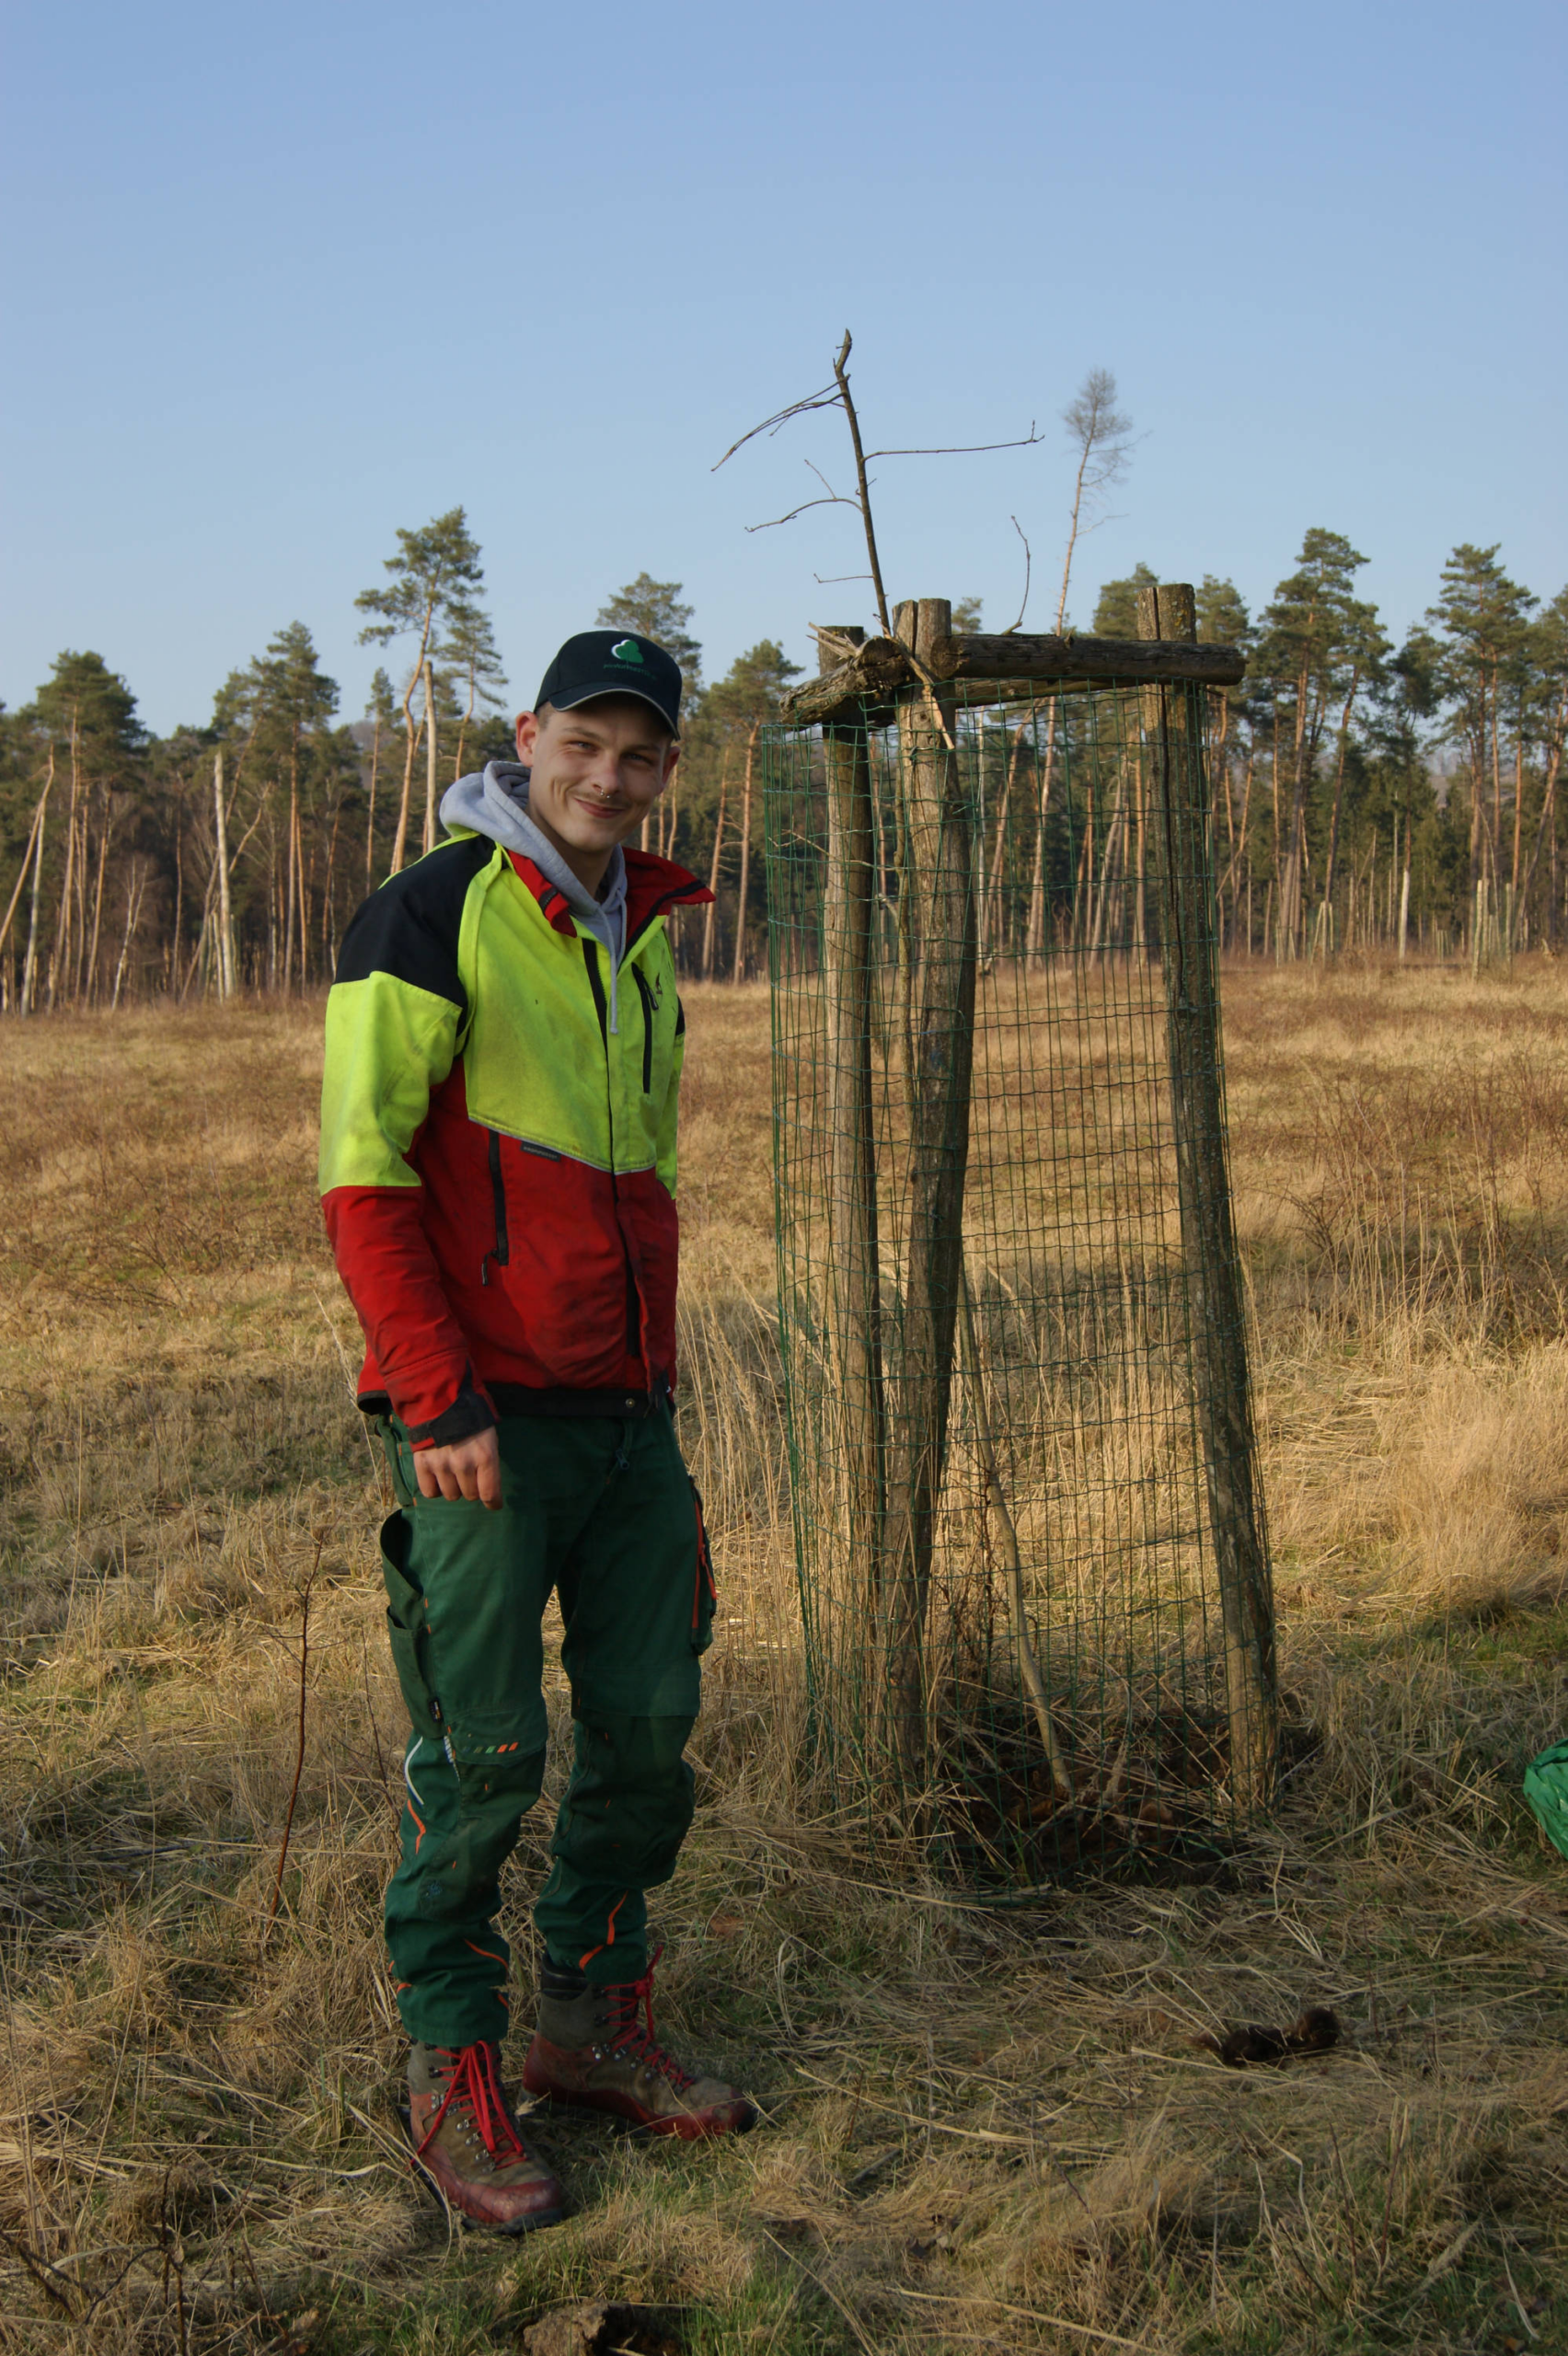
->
[[284, 747, 299, 993], [701, 752, 730, 980], [389, 719, 419, 876], [86, 806, 113, 1004], [731, 722, 760, 984], [213, 750, 235, 999], [423, 661, 438, 856], [364, 719, 382, 888], [18, 754, 52, 1017]]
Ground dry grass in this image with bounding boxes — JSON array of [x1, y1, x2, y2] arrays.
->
[[3, 963, 1568, 2353]]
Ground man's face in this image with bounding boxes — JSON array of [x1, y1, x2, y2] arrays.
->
[[515, 697, 677, 885]]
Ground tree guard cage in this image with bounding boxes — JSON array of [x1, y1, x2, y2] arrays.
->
[[764, 585, 1276, 1884]]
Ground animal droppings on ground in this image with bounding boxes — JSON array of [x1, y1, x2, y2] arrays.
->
[[518, 2301, 681, 2355], [1196, 2004, 1343, 2066]]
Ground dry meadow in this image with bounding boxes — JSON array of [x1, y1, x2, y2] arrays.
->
[[3, 963, 1568, 2354]]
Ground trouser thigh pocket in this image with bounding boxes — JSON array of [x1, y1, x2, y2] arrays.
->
[[689, 1476, 717, 1657], [380, 1510, 445, 1736]]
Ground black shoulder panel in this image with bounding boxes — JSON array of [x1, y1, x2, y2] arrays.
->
[[333, 836, 495, 1008]]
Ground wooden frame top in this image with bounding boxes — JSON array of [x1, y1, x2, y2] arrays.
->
[[779, 628, 1244, 728], [778, 589, 1244, 728]]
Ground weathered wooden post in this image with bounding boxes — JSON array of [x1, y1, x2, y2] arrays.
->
[[819, 628, 886, 1629], [880, 597, 977, 1785], [1141, 581, 1277, 1804]]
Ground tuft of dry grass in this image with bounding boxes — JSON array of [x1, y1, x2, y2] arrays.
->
[[1, 964, 1567, 2352]]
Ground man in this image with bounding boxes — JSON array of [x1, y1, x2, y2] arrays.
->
[[319, 628, 755, 2235]]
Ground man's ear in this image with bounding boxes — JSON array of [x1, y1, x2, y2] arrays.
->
[[660, 742, 681, 790], [515, 710, 540, 761]]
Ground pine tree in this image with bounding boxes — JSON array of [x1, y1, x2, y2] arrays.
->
[[597, 577, 703, 690], [1254, 531, 1375, 956], [357, 509, 490, 869]]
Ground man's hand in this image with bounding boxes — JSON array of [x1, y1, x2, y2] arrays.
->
[[414, 1426, 503, 1509]]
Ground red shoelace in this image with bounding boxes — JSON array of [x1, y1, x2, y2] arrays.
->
[[603, 1947, 695, 2092], [416, 2040, 528, 2165]]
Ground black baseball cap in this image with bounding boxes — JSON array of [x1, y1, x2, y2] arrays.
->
[[535, 629, 683, 737]]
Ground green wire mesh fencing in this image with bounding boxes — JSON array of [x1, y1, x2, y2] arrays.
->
[[764, 595, 1275, 1887]]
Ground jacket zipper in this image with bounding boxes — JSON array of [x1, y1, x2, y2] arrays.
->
[[481, 1129, 510, 1286], [581, 939, 640, 1357], [631, 966, 655, 1095]]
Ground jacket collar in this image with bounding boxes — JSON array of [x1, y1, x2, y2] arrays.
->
[[506, 844, 712, 943]]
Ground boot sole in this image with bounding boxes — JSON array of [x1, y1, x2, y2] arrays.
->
[[393, 2094, 567, 2233], [526, 2087, 759, 2141]]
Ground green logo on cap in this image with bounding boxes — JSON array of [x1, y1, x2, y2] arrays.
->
[[610, 638, 645, 664]]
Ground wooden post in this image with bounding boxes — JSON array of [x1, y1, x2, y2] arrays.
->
[[1141, 582, 1276, 1806], [881, 597, 976, 1787], [820, 629, 887, 1624]]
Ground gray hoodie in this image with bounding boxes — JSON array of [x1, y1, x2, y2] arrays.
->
[[439, 759, 629, 1034]]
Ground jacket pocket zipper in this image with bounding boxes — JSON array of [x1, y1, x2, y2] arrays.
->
[[481, 1129, 510, 1286], [631, 966, 656, 1094]]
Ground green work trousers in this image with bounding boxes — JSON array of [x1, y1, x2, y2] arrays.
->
[[375, 1409, 714, 2049]]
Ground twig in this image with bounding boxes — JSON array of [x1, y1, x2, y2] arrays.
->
[[264, 1532, 324, 1946], [716, 329, 1040, 644], [6, 2231, 82, 2319], [957, 1263, 1072, 1799], [830, 331, 892, 636], [1003, 516, 1032, 633]]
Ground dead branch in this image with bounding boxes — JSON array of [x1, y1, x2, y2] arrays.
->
[[830, 332, 893, 635], [1002, 517, 1032, 634]]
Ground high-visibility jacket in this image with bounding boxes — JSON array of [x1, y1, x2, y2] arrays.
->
[[318, 831, 710, 1446]]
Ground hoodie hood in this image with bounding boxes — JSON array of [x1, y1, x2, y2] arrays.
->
[[440, 760, 628, 1031]]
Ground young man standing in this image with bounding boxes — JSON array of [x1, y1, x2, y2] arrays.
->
[[319, 629, 754, 2233]]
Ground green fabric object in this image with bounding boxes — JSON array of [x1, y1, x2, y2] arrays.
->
[[1523, 1739, 1568, 1863], [376, 1410, 714, 2046]]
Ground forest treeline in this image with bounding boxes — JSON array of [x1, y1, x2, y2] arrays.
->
[[1, 510, 1563, 1011]]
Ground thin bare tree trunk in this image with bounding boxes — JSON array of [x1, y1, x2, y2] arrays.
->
[[50, 720, 81, 1010], [110, 862, 146, 1009], [423, 660, 439, 855], [18, 752, 52, 1016], [213, 749, 235, 999], [86, 801, 113, 1004], [389, 716, 419, 875], [731, 720, 760, 984], [701, 748, 731, 980], [284, 746, 299, 993], [364, 718, 382, 887], [1318, 671, 1361, 948], [0, 774, 51, 963]]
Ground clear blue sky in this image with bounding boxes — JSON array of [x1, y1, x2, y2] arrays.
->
[[3, 0, 1562, 734]]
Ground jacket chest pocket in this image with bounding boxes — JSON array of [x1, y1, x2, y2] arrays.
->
[[628, 964, 675, 1103]]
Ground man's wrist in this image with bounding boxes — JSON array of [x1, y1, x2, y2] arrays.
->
[[405, 1371, 496, 1450]]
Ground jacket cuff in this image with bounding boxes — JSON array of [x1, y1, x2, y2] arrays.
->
[[404, 1372, 497, 1450]]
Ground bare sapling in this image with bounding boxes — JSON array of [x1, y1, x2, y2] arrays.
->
[[1025, 369, 1135, 960]]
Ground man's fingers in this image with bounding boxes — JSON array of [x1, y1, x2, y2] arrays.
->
[[411, 1430, 502, 1506]]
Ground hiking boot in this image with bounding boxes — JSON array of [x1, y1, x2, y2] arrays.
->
[[406, 2040, 564, 2232], [522, 1947, 757, 2141]]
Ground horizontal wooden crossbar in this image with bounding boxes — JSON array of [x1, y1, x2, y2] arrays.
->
[[778, 628, 1244, 728]]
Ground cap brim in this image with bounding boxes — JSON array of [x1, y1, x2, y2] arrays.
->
[[548, 678, 680, 734]]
